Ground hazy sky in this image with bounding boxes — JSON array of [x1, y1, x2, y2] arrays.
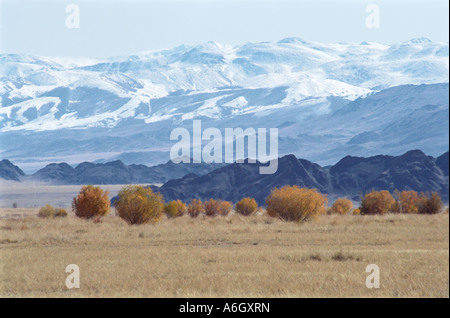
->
[[1, 0, 448, 57]]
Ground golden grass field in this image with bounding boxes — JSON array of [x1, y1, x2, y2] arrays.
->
[[0, 208, 448, 298]]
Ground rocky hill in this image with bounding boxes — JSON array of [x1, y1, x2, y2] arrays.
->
[[0, 159, 25, 181], [152, 150, 449, 204], [29, 159, 225, 184]]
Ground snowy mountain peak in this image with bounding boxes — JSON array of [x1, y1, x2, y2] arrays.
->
[[277, 37, 312, 45], [404, 37, 433, 44], [0, 38, 448, 133]]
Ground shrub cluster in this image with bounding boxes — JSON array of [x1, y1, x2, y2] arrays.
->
[[235, 197, 258, 216], [204, 199, 233, 217], [417, 192, 443, 215], [38, 204, 68, 218], [164, 200, 186, 218], [38, 204, 54, 218], [57, 184, 445, 225], [114, 185, 164, 225], [266, 185, 328, 222], [359, 190, 443, 215], [330, 198, 353, 215], [187, 199, 204, 218], [392, 190, 420, 213], [54, 208, 68, 217], [72, 185, 110, 219], [360, 190, 395, 215]]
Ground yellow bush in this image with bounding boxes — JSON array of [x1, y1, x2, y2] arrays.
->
[[330, 198, 353, 215], [265, 185, 328, 222], [114, 185, 164, 225], [54, 208, 68, 217], [352, 208, 361, 215], [72, 185, 110, 219], [204, 199, 233, 217], [217, 200, 232, 216], [418, 192, 443, 215], [164, 200, 186, 218], [38, 204, 55, 218], [187, 199, 204, 218], [235, 197, 258, 216], [392, 190, 420, 213], [360, 190, 395, 215]]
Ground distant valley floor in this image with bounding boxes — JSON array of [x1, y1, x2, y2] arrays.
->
[[0, 182, 159, 209]]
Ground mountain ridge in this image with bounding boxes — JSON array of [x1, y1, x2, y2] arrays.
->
[[150, 150, 449, 204], [3, 149, 446, 204]]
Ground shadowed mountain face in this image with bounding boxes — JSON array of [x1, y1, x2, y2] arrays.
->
[[29, 160, 226, 184], [0, 159, 25, 181], [436, 151, 449, 176], [151, 150, 449, 204], [3, 149, 448, 204]]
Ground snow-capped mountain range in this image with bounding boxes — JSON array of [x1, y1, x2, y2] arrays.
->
[[0, 38, 448, 172]]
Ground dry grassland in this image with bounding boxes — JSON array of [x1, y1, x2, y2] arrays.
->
[[0, 210, 448, 298]]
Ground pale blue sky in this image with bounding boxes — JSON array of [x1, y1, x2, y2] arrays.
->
[[1, 0, 448, 57]]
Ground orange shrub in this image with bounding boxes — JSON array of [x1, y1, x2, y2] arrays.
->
[[392, 190, 420, 213], [54, 208, 68, 218], [38, 204, 55, 218], [265, 185, 328, 222], [204, 199, 218, 217], [218, 201, 232, 216], [164, 200, 186, 218], [204, 199, 233, 217], [114, 185, 163, 224], [187, 199, 204, 218], [352, 208, 361, 215], [330, 198, 353, 215], [359, 190, 395, 215], [235, 197, 258, 216], [72, 185, 110, 219], [418, 192, 443, 214]]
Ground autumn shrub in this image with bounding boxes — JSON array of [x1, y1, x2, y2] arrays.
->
[[72, 185, 110, 219], [417, 192, 443, 215], [204, 199, 233, 217], [164, 202, 177, 218], [352, 208, 361, 215], [54, 208, 68, 218], [187, 199, 204, 218], [204, 199, 218, 217], [38, 204, 55, 218], [164, 200, 186, 218], [114, 185, 164, 225], [392, 190, 420, 213], [235, 197, 258, 216], [217, 200, 233, 216], [359, 190, 395, 215], [265, 185, 328, 222], [330, 198, 353, 215]]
